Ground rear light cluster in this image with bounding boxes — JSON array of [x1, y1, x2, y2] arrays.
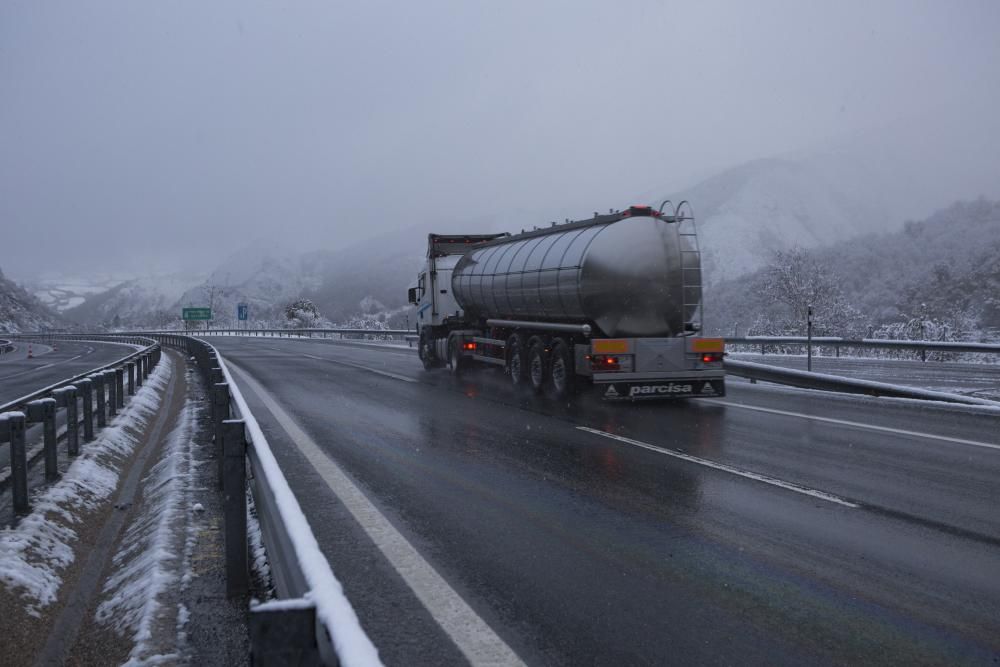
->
[[589, 354, 633, 372], [701, 353, 723, 363], [463, 342, 476, 351]]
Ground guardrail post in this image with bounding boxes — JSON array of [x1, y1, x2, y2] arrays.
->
[[95, 373, 107, 427], [78, 378, 94, 441], [222, 419, 248, 598], [6, 412, 29, 514], [213, 382, 229, 490], [105, 370, 118, 417], [115, 368, 125, 409], [54, 387, 80, 456], [127, 361, 136, 395], [249, 602, 319, 665], [921, 346, 927, 362], [28, 398, 59, 481]]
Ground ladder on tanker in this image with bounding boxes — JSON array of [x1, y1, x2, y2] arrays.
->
[[661, 200, 703, 333]]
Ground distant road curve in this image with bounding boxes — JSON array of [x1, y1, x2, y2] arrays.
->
[[0, 340, 139, 406]]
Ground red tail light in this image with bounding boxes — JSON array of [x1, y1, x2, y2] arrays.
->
[[701, 353, 723, 363], [592, 355, 620, 371], [463, 342, 476, 351]]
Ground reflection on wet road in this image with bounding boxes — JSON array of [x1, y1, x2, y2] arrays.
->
[[209, 335, 1000, 666]]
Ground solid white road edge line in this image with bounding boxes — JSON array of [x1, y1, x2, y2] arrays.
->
[[299, 352, 418, 383], [576, 426, 860, 508], [705, 399, 1000, 452], [227, 362, 525, 667]]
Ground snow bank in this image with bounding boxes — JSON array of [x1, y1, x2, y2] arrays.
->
[[0, 354, 172, 616], [95, 398, 196, 665]]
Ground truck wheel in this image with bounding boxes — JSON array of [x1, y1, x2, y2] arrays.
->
[[507, 335, 527, 387], [448, 337, 465, 375], [419, 331, 440, 370], [548, 338, 575, 398], [527, 340, 547, 394]]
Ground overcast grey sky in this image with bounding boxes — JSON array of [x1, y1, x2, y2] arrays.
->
[[3, 0, 999, 279]]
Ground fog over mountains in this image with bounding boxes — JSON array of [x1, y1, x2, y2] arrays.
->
[[4, 131, 998, 333]]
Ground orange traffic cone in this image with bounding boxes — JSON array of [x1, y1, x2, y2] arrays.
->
[[27, 344, 33, 359]]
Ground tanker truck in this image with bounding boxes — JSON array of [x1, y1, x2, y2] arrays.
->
[[406, 202, 725, 400]]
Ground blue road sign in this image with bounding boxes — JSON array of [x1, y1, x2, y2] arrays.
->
[[237, 303, 249, 321]]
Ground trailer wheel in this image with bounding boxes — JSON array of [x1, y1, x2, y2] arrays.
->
[[527, 339, 547, 394], [548, 338, 575, 398], [447, 336, 465, 375], [507, 335, 527, 387]]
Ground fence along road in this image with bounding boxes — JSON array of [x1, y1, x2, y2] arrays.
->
[[199, 333, 1000, 665]]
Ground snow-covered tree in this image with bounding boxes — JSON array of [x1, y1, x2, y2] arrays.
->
[[752, 247, 865, 336], [283, 298, 329, 328]]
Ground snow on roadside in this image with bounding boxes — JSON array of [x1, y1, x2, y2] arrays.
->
[[247, 489, 274, 603], [0, 355, 172, 616], [94, 374, 200, 666]]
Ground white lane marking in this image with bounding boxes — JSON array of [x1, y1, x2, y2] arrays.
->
[[576, 426, 859, 508], [705, 399, 1000, 452], [227, 362, 524, 667], [0, 353, 86, 380], [295, 351, 417, 383]]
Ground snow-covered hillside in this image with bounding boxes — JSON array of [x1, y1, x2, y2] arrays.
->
[[657, 155, 895, 284], [172, 247, 327, 327], [30, 273, 131, 312], [0, 266, 60, 333], [63, 273, 205, 328]]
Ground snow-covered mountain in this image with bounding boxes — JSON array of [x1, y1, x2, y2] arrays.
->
[[656, 154, 897, 285], [173, 246, 327, 327], [655, 107, 1000, 285], [63, 272, 206, 328], [0, 266, 61, 333], [30, 273, 132, 312]]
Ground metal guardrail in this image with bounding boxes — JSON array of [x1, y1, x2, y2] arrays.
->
[[723, 336, 1000, 360], [724, 359, 1000, 407], [121, 327, 413, 339], [148, 333, 378, 666], [0, 335, 162, 516]]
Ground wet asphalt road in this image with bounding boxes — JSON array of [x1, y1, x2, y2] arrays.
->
[[0, 340, 135, 407], [208, 336, 1000, 666]]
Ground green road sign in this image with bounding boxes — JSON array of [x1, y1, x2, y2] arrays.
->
[[182, 307, 212, 321]]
